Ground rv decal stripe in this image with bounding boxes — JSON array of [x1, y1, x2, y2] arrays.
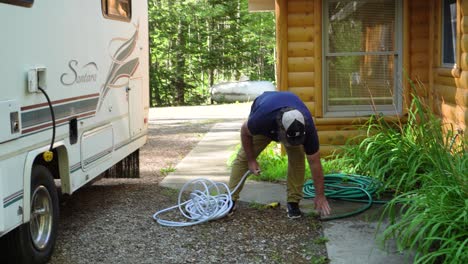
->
[[3, 196, 23, 208], [98, 26, 140, 111], [70, 162, 81, 173], [115, 139, 131, 151], [22, 111, 96, 134], [115, 133, 147, 151], [83, 147, 113, 166], [22, 98, 98, 128], [110, 59, 140, 84], [3, 190, 23, 208], [21, 93, 100, 111], [22, 98, 99, 129]]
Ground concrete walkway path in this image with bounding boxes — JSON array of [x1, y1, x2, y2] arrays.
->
[[155, 104, 413, 264]]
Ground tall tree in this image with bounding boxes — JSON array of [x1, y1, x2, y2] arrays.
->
[[148, 0, 275, 106]]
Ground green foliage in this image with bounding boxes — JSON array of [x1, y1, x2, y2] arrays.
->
[[310, 256, 330, 264], [248, 201, 264, 210], [329, 81, 467, 263], [313, 237, 329, 245], [228, 142, 315, 182], [227, 142, 349, 182], [254, 142, 289, 182], [160, 165, 176, 176], [148, 0, 275, 106]]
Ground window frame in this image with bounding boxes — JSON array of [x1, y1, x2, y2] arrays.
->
[[101, 0, 132, 22], [441, 0, 458, 68], [0, 0, 33, 7], [322, 0, 403, 117]]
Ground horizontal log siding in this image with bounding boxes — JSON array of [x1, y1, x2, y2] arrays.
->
[[434, 99, 468, 133], [433, 84, 468, 107], [278, 1, 468, 155], [431, 0, 468, 134], [318, 130, 366, 146], [409, 0, 430, 98], [287, 0, 338, 153], [288, 26, 314, 42], [286, 0, 316, 116], [287, 0, 313, 14], [288, 57, 314, 72]]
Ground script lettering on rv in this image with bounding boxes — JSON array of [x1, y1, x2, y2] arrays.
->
[[61, 60, 98, 86]]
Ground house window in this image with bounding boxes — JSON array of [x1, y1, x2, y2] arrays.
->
[[0, 0, 33, 7], [323, 0, 402, 116], [102, 0, 132, 21], [442, 0, 457, 67]]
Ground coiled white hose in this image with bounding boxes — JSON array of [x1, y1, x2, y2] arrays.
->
[[153, 171, 250, 227]]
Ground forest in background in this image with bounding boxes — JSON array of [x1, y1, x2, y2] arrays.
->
[[148, 0, 276, 106]]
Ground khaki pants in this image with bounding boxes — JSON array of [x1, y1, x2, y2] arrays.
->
[[228, 135, 305, 203]]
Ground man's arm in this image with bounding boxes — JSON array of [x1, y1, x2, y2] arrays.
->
[[240, 121, 260, 175], [306, 151, 331, 216]]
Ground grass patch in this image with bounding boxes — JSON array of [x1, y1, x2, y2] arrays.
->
[[228, 142, 342, 182], [248, 201, 266, 210], [311, 256, 330, 264], [161, 188, 179, 198], [227, 142, 292, 182], [160, 166, 176, 176], [313, 237, 329, 245]]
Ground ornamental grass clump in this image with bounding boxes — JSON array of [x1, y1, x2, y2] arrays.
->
[[329, 98, 454, 194], [330, 81, 467, 263], [380, 115, 467, 263]]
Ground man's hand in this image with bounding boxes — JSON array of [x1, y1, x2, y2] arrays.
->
[[306, 151, 331, 217], [240, 122, 260, 175], [314, 194, 331, 217], [248, 160, 261, 175]]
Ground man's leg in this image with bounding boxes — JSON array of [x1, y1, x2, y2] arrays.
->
[[229, 135, 271, 201], [285, 145, 305, 203]]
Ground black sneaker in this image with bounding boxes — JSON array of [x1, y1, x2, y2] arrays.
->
[[286, 202, 302, 219], [227, 200, 237, 217]]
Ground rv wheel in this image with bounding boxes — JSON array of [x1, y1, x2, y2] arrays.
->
[[2, 165, 59, 264]]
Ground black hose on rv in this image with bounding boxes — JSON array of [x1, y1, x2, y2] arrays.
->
[[38, 87, 56, 162]]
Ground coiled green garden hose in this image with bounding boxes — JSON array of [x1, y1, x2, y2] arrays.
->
[[303, 173, 387, 221]]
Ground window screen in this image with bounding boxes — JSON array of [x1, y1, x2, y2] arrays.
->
[[324, 0, 401, 115], [103, 0, 131, 21], [442, 0, 457, 66]]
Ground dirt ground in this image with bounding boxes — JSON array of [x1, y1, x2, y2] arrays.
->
[[48, 118, 328, 264]]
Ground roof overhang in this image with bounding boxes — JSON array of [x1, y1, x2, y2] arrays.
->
[[248, 0, 275, 12]]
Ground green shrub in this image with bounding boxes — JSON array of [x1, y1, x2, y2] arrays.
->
[[329, 81, 467, 263]]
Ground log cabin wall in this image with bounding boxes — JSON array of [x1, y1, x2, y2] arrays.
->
[[274, 0, 468, 155], [408, 0, 431, 99], [431, 0, 468, 141], [277, 0, 369, 156]]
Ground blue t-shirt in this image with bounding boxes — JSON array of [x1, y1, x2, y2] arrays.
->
[[247, 91, 320, 155]]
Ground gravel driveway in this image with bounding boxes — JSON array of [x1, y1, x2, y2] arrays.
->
[[48, 104, 328, 264]]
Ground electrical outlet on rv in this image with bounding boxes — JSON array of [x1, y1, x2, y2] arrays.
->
[[27, 67, 47, 93]]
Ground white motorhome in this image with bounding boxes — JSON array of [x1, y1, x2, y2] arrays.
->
[[0, 0, 149, 263]]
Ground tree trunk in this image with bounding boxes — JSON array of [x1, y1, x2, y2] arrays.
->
[[175, 14, 186, 105]]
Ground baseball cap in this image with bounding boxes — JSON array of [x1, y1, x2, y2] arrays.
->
[[281, 109, 305, 146]]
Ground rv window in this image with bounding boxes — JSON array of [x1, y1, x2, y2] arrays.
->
[[102, 0, 131, 21], [0, 0, 34, 7]]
